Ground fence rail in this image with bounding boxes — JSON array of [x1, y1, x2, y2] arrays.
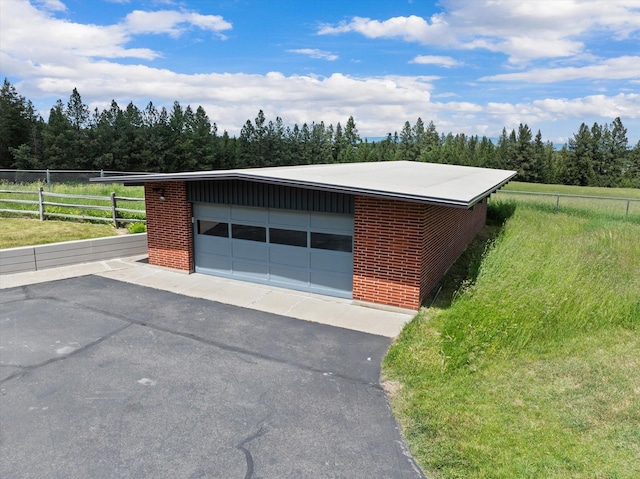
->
[[495, 189, 640, 218], [0, 187, 145, 227]]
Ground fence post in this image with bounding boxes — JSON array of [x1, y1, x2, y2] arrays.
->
[[45, 169, 51, 191], [556, 194, 560, 211], [111, 192, 118, 227], [626, 199, 630, 218], [38, 186, 44, 221], [100, 169, 104, 178]]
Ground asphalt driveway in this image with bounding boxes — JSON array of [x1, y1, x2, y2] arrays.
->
[[0, 276, 423, 478]]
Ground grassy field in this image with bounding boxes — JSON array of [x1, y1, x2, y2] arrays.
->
[[0, 217, 119, 249], [0, 181, 145, 223], [498, 182, 640, 220], [504, 181, 640, 198], [383, 200, 640, 479]]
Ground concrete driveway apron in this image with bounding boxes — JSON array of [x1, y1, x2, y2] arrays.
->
[[0, 275, 424, 478]]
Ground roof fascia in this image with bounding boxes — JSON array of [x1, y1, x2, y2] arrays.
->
[[90, 170, 517, 209]]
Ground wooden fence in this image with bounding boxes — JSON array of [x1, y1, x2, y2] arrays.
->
[[0, 187, 145, 227]]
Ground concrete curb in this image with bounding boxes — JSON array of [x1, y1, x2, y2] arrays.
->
[[0, 234, 147, 274]]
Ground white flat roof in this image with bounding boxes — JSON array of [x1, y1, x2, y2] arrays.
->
[[92, 161, 517, 208]]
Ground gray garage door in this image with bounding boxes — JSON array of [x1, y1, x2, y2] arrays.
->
[[193, 203, 353, 298]]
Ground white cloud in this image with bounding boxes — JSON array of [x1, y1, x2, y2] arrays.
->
[[124, 10, 232, 38], [318, 0, 640, 64], [318, 15, 451, 44], [34, 0, 65, 11], [288, 48, 338, 61], [0, 1, 232, 67], [480, 56, 640, 82], [410, 55, 462, 67], [0, 2, 155, 61]]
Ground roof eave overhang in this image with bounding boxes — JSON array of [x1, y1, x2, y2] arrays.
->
[[91, 170, 518, 209], [465, 170, 519, 208]]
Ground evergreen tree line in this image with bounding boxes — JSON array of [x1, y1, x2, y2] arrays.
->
[[1, 79, 638, 187]]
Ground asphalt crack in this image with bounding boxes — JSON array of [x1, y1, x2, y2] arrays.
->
[[3, 287, 384, 390], [235, 425, 269, 479], [0, 322, 133, 385]]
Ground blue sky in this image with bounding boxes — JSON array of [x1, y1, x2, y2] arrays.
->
[[1, 0, 639, 144]]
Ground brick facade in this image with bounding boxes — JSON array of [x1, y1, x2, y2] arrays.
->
[[143, 181, 488, 310], [144, 182, 194, 272], [353, 196, 487, 310]]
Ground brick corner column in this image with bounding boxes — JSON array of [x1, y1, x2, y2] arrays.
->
[[352, 196, 425, 310], [144, 181, 194, 272]]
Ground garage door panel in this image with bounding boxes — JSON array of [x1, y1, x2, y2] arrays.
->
[[310, 271, 352, 295], [269, 246, 309, 268], [231, 206, 267, 222], [195, 236, 231, 255], [195, 253, 231, 274], [310, 251, 353, 274], [194, 203, 230, 219], [231, 241, 268, 262], [310, 214, 353, 232], [269, 266, 309, 286], [268, 210, 309, 227], [232, 260, 268, 279]]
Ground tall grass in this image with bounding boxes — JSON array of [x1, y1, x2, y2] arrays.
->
[[441, 201, 639, 369], [384, 200, 640, 478]]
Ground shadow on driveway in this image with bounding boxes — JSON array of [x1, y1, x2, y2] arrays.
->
[[1, 275, 424, 478]]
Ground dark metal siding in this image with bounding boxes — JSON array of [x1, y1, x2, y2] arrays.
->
[[187, 180, 354, 214]]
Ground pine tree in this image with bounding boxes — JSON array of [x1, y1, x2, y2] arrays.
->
[[622, 141, 640, 187], [0, 79, 43, 168], [515, 123, 535, 181], [395, 121, 414, 161], [417, 121, 440, 163], [338, 116, 360, 163], [607, 117, 628, 186], [564, 123, 596, 186]]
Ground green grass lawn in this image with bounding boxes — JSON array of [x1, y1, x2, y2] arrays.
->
[[383, 200, 640, 479], [0, 217, 119, 249]]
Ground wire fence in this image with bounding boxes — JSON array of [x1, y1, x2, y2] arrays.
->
[[0, 169, 152, 189], [495, 189, 640, 219]]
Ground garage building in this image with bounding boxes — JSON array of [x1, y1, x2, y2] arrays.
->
[[94, 161, 515, 310]]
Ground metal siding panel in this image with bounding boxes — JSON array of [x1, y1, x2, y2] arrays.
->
[[188, 180, 353, 214]]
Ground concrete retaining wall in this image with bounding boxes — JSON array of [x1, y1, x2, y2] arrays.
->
[[0, 233, 148, 275]]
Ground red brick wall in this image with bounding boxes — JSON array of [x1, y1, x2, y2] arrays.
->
[[353, 196, 487, 310], [419, 198, 487, 301], [144, 182, 194, 272]]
